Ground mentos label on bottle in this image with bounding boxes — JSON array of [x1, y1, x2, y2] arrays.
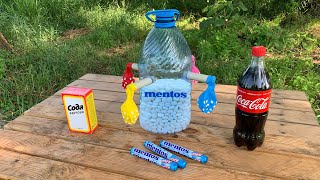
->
[[236, 87, 272, 114], [139, 79, 192, 134], [61, 87, 98, 134]]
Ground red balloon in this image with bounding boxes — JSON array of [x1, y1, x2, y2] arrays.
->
[[122, 62, 135, 89]]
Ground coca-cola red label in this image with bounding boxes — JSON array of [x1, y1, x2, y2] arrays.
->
[[236, 87, 272, 113]]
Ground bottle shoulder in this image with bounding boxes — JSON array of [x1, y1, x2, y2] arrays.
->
[[138, 27, 192, 79], [143, 27, 190, 51], [238, 66, 272, 90], [140, 26, 192, 64]]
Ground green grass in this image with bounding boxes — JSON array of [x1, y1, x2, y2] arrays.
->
[[0, 0, 319, 125]]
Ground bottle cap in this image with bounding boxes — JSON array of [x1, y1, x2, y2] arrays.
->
[[145, 9, 180, 28], [252, 46, 266, 57]]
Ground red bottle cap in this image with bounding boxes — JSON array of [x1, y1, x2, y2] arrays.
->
[[252, 46, 266, 57]]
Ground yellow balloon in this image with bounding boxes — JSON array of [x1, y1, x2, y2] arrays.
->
[[121, 83, 139, 124]]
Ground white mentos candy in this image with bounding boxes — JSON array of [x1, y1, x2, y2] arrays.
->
[[139, 79, 191, 134]]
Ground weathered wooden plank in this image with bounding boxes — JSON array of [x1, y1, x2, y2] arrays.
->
[[24, 99, 319, 139], [0, 174, 23, 180], [24, 95, 318, 126], [0, 149, 137, 180], [3, 73, 317, 179], [3, 123, 320, 179], [5, 115, 320, 158], [79, 73, 126, 83], [79, 74, 309, 101], [71, 86, 314, 117], [0, 130, 274, 180], [57, 82, 314, 113]]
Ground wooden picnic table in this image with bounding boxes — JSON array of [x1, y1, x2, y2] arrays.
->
[[1, 74, 320, 179]]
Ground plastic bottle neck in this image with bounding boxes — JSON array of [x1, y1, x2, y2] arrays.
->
[[251, 56, 265, 67]]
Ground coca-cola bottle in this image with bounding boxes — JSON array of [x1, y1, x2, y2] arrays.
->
[[234, 46, 272, 151]]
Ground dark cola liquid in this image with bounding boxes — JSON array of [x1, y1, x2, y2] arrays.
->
[[234, 58, 272, 150]]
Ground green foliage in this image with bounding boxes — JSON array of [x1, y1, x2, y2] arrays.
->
[[0, 1, 147, 120], [40, 0, 87, 30], [268, 57, 320, 119], [114, 0, 214, 16], [200, 0, 248, 29], [196, 28, 249, 84], [79, 5, 149, 48], [0, 50, 6, 80], [0, 0, 85, 50]]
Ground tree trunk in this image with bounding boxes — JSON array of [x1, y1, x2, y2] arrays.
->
[[0, 32, 14, 52]]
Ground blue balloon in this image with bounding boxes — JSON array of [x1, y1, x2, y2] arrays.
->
[[197, 76, 217, 114]]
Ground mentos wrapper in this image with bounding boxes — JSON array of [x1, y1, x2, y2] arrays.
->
[[144, 141, 187, 168], [130, 147, 178, 171], [160, 140, 208, 164]]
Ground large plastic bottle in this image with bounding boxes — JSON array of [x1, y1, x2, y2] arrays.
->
[[138, 9, 192, 134]]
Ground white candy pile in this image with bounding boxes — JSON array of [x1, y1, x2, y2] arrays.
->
[[139, 79, 191, 134]]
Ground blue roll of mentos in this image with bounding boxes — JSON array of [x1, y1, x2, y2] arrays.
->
[[130, 147, 178, 171], [144, 141, 187, 169], [160, 140, 208, 164]]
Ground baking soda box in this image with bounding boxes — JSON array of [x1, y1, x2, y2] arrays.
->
[[61, 87, 98, 134]]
